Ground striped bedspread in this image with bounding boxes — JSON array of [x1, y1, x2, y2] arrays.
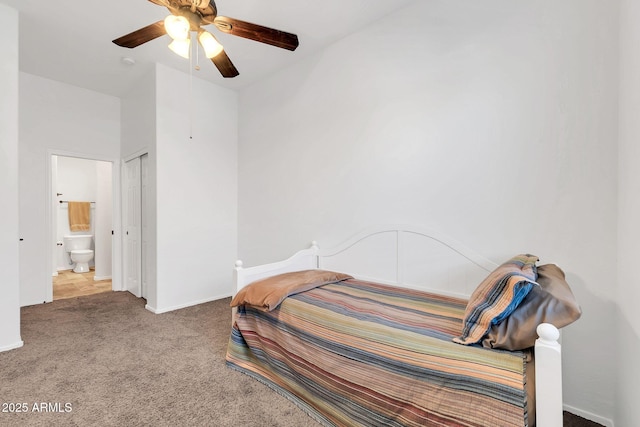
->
[[226, 279, 529, 427]]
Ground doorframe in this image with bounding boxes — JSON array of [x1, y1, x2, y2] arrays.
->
[[46, 149, 123, 301]]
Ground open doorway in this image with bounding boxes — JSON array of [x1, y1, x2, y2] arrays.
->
[[50, 155, 114, 300]]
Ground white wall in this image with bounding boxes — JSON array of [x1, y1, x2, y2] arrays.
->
[[56, 156, 98, 205], [238, 1, 618, 424], [120, 64, 238, 313], [95, 161, 113, 280], [121, 67, 157, 159], [0, 4, 23, 352], [120, 67, 157, 306], [153, 64, 238, 313], [617, 0, 640, 426], [19, 73, 120, 306]]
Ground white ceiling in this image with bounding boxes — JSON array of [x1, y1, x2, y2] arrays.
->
[[1, 0, 415, 98]]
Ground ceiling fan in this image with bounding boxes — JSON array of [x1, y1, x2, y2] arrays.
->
[[112, 0, 299, 78]]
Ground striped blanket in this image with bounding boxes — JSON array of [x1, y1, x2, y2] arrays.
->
[[226, 279, 529, 427]]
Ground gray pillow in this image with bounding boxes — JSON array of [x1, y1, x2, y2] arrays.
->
[[481, 264, 581, 350]]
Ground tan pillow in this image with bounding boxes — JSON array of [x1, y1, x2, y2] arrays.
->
[[230, 269, 353, 311], [481, 264, 582, 350]]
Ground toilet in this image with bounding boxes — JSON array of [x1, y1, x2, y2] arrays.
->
[[63, 235, 94, 273]]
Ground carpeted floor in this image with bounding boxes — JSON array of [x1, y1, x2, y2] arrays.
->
[[0, 291, 603, 426]]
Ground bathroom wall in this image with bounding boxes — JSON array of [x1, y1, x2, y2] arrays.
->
[[54, 155, 112, 277]]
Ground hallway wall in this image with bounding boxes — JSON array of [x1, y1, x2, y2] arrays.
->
[[19, 73, 120, 306], [0, 3, 22, 352]]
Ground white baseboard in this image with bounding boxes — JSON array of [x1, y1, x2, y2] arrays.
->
[[145, 293, 233, 314], [0, 340, 24, 353], [93, 275, 112, 281], [144, 303, 159, 313], [564, 404, 614, 427]]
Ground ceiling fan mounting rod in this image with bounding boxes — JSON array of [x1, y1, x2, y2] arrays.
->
[[175, 6, 204, 31]]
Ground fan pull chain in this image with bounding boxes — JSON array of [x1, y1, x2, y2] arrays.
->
[[195, 38, 201, 71], [188, 33, 194, 140]]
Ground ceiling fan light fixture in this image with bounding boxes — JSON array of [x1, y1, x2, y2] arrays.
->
[[168, 38, 191, 59], [198, 31, 223, 58], [113, 0, 299, 79], [164, 15, 190, 41]]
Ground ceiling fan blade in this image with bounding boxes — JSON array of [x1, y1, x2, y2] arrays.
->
[[211, 50, 240, 78], [213, 16, 299, 51], [113, 21, 166, 48]]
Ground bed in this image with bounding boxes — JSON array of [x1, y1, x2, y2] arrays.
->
[[226, 226, 580, 427]]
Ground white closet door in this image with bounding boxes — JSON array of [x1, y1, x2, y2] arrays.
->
[[123, 157, 141, 297]]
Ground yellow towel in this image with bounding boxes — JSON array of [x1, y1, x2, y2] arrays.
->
[[68, 202, 91, 231]]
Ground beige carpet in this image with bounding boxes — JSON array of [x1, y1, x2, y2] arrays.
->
[[0, 292, 311, 427], [0, 291, 602, 427]]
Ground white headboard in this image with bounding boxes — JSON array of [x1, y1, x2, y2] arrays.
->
[[235, 225, 498, 298]]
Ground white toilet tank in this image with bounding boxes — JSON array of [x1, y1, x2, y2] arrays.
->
[[63, 235, 93, 251]]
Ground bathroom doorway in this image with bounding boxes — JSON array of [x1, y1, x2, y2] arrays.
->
[[50, 154, 116, 300]]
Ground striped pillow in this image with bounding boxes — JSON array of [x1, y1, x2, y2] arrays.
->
[[453, 254, 538, 345]]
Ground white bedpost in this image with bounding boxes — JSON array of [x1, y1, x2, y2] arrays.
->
[[233, 259, 244, 294], [534, 323, 563, 427], [230, 260, 245, 323]]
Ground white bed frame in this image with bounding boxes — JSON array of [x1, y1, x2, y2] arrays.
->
[[234, 225, 563, 427]]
